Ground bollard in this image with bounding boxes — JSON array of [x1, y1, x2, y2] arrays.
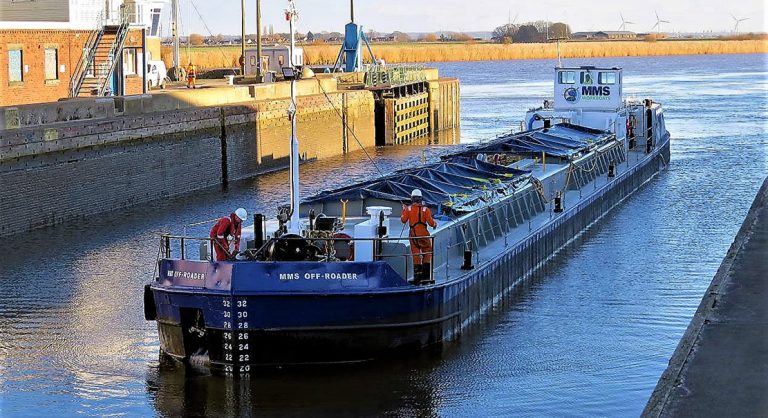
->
[[461, 241, 474, 270], [554, 192, 564, 213]]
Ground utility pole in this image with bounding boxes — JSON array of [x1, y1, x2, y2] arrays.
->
[[171, 0, 180, 70], [256, 0, 262, 82], [240, 0, 246, 75]]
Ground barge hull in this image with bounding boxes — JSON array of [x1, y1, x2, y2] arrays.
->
[[150, 137, 670, 372]]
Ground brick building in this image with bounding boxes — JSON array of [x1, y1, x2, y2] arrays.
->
[[0, 0, 165, 106]]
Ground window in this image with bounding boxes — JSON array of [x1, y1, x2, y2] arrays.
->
[[8, 48, 23, 83], [558, 71, 575, 84], [150, 8, 162, 37], [123, 48, 136, 75], [45, 48, 58, 80], [599, 72, 617, 85], [580, 71, 594, 85]]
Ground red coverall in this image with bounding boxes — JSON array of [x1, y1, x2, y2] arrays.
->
[[209, 213, 242, 261], [401, 202, 437, 264]]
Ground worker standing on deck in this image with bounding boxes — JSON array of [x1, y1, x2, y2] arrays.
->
[[186, 62, 197, 89], [209, 208, 247, 261], [401, 189, 437, 285]]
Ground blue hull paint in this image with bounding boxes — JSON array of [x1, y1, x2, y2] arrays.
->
[[148, 135, 670, 372]]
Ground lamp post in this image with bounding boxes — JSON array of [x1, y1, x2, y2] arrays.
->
[[240, 0, 246, 75], [286, 0, 300, 234]]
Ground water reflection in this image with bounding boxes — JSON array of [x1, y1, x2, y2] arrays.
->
[[147, 355, 442, 418]]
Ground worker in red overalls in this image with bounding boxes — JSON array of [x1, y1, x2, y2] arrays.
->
[[186, 62, 197, 89], [209, 208, 247, 261], [401, 189, 437, 285]]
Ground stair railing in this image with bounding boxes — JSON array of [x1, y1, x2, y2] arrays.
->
[[96, 5, 131, 96], [69, 10, 105, 97]]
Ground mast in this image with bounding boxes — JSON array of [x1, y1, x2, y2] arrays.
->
[[286, 0, 301, 234]]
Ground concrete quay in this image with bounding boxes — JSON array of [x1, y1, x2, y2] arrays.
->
[[0, 69, 460, 237], [642, 176, 768, 418]]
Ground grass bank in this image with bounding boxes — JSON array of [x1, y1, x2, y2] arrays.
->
[[162, 39, 768, 69]]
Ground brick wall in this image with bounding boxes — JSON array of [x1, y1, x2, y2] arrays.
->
[[0, 29, 146, 106], [0, 30, 90, 106]]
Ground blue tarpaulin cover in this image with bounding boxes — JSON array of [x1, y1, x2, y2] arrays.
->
[[302, 123, 610, 214]]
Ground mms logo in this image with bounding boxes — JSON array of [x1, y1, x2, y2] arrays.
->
[[581, 86, 611, 96], [564, 87, 579, 103]]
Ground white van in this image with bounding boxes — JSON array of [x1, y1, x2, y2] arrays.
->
[[147, 60, 168, 89]]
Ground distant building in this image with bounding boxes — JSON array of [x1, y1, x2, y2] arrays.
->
[[571, 31, 637, 40], [0, 0, 165, 106]]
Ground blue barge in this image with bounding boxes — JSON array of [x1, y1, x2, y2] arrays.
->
[[144, 65, 670, 374]]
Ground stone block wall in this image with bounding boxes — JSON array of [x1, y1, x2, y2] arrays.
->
[[0, 89, 375, 236]]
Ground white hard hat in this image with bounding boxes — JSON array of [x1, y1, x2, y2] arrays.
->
[[411, 189, 422, 198], [235, 208, 248, 221]]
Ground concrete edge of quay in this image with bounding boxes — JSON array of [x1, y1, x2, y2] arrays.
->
[[641, 175, 768, 417]]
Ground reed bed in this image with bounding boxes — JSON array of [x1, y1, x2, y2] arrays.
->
[[162, 40, 768, 70]]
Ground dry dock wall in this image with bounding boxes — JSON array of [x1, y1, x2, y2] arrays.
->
[[0, 89, 374, 237]]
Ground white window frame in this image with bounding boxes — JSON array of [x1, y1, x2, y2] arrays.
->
[[44, 47, 59, 81], [558, 71, 576, 84], [8, 48, 23, 83]]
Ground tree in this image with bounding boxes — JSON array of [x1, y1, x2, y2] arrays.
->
[[492, 23, 519, 42], [392, 31, 411, 42], [306, 31, 315, 42], [515, 25, 545, 43], [423, 33, 438, 42], [549, 22, 571, 39], [453, 33, 473, 42], [189, 33, 204, 46], [214, 33, 225, 43]]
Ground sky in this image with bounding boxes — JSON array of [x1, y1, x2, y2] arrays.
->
[[167, 0, 768, 37]]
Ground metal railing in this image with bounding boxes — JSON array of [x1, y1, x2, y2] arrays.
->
[[69, 6, 131, 97], [70, 11, 105, 97], [158, 234, 436, 283], [364, 64, 427, 87], [96, 6, 131, 96]]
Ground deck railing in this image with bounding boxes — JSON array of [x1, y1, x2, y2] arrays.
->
[[158, 234, 435, 283]]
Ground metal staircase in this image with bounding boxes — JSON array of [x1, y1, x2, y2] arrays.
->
[[69, 7, 131, 98]]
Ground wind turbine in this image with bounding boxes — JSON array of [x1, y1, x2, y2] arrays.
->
[[731, 14, 749, 33], [507, 10, 519, 26], [619, 13, 635, 31], [651, 10, 670, 33]]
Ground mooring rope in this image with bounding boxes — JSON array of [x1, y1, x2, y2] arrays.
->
[[315, 79, 385, 177]]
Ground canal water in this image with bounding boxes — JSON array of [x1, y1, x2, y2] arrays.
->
[[1, 54, 766, 417]]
